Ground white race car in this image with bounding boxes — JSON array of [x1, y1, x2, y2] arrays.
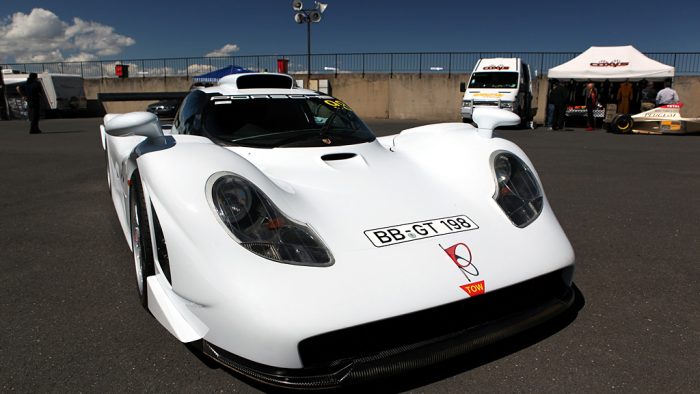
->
[[610, 103, 700, 134], [100, 73, 576, 388]]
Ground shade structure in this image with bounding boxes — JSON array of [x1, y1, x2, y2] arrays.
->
[[192, 65, 252, 83], [548, 46, 674, 81]]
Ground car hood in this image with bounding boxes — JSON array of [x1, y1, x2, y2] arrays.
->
[[226, 141, 480, 252]]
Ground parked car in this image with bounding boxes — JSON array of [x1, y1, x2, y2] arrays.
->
[[100, 72, 576, 389], [610, 103, 700, 134], [146, 99, 180, 118]]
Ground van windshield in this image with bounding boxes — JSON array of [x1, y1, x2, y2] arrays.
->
[[469, 72, 519, 89]]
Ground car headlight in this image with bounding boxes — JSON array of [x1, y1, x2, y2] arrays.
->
[[462, 100, 472, 108], [492, 152, 543, 227], [500, 101, 514, 109], [207, 172, 334, 266]]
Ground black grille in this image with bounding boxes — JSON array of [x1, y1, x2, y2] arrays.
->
[[202, 268, 575, 389], [299, 268, 573, 368]]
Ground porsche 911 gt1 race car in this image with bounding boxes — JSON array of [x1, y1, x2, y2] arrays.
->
[[610, 103, 700, 134], [100, 73, 576, 389]]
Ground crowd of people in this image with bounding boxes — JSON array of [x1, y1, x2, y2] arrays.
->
[[546, 79, 680, 131]]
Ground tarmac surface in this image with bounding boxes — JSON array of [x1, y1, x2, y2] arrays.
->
[[1, 118, 698, 393]]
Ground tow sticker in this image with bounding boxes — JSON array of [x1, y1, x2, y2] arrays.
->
[[460, 281, 486, 296], [440, 242, 486, 297]]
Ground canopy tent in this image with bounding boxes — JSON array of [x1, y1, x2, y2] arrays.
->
[[192, 65, 251, 83], [548, 46, 674, 81]]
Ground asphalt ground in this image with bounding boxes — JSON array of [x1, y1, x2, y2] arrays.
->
[[1, 118, 698, 393]]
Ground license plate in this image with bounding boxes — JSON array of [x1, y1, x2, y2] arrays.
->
[[364, 215, 479, 247]]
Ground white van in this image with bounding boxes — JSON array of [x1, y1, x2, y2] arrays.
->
[[460, 58, 533, 125]]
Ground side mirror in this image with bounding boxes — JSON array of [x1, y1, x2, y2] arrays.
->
[[459, 82, 467, 92], [104, 112, 163, 138], [473, 108, 520, 138]]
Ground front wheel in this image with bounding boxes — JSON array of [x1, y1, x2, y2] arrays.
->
[[518, 104, 532, 129], [129, 175, 155, 308], [611, 114, 634, 134]]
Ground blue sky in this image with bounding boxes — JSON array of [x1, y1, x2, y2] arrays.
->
[[1, 0, 700, 63]]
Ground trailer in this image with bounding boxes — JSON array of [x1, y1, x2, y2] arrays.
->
[[1, 69, 87, 119]]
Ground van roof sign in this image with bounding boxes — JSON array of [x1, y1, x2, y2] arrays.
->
[[474, 58, 520, 73], [483, 64, 510, 71]]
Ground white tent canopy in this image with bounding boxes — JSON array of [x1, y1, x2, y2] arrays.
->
[[548, 46, 674, 81]]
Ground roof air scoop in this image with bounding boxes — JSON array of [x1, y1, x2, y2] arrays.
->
[[218, 73, 295, 89]]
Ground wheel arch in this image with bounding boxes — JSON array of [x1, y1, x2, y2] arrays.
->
[[131, 169, 172, 285]]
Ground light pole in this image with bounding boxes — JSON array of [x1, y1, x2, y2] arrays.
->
[[292, 1, 328, 81]]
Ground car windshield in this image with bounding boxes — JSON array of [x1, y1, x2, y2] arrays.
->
[[469, 72, 519, 89], [202, 94, 376, 148]]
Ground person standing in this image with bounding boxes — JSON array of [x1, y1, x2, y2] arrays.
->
[[546, 80, 557, 129], [640, 82, 657, 112], [656, 81, 679, 106], [550, 81, 569, 130], [16, 73, 43, 134], [584, 82, 598, 131], [616, 79, 633, 114]]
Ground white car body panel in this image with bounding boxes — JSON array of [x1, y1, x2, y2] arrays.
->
[[101, 74, 575, 374]]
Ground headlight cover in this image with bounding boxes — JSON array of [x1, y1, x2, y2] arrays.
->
[[492, 152, 543, 227], [207, 172, 333, 267], [462, 100, 472, 108]]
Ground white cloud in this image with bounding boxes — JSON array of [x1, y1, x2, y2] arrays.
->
[[64, 52, 98, 62], [187, 63, 214, 74], [66, 17, 135, 57], [205, 44, 240, 57], [0, 8, 135, 63], [4, 8, 65, 40]]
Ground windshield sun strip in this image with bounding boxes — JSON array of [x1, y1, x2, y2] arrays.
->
[[210, 94, 325, 102]]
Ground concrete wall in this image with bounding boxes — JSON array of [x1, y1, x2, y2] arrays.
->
[[87, 73, 699, 121], [534, 76, 549, 124], [326, 73, 465, 121], [83, 77, 191, 114], [675, 76, 700, 117]]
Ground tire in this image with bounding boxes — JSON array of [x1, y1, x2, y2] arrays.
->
[[519, 116, 527, 129], [129, 174, 155, 308], [105, 148, 111, 191], [518, 96, 532, 129], [517, 108, 526, 129], [611, 114, 634, 134]]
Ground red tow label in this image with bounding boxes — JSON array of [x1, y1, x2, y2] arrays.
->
[[460, 280, 485, 297]]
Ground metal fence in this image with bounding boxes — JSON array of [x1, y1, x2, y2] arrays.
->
[[3, 51, 700, 78]]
